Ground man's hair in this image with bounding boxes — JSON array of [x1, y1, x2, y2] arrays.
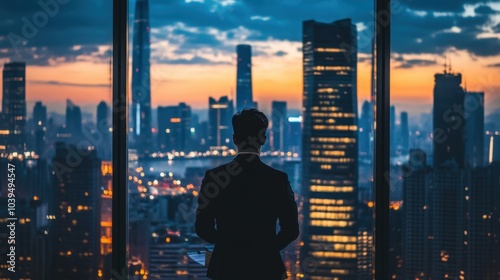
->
[[232, 108, 269, 146]]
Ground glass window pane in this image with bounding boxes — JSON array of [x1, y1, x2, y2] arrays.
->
[[0, 1, 113, 279], [127, 0, 375, 279], [390, 1, 500, 279]]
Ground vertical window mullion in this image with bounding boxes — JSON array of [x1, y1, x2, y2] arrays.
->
[[112, 0, 129, 276], [374, 0, 391, 279]]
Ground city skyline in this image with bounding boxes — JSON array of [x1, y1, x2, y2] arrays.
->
[[1, 1, 500, 279], [1, 1, 500, 117]]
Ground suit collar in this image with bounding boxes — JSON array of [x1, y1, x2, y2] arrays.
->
[[234, 153, 261, 164]]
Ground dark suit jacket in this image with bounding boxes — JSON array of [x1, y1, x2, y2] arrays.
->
[[195, 154, 299, 280]]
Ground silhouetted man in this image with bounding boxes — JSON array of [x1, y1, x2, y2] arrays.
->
[[196, 108, 299, 280]]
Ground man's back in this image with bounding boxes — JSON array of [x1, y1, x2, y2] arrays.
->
[[195, 154, 299, 280]]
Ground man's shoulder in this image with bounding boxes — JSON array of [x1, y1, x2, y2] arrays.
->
[[205, 158, 287, 178], [203, 159, 242, 178], [260, 162, 287, 178]]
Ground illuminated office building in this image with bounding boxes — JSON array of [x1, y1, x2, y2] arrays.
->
[[131, 0, 153, 154], [301, 19, 359, 279], [208, 96, 233, 149], [99, 161, 113, 279], [286, 116, 302, 154], [0, 157, 50, 279], [50, 142, 101, 279], [2, 62, 26, 152], [236, 44, 253, 112], [402, 149, 433, 279]]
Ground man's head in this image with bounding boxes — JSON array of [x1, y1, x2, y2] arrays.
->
[[232, 108, 269, 150]]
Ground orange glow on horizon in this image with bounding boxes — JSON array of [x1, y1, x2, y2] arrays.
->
[[1, 49, 499, 116]]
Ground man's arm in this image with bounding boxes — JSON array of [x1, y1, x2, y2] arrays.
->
[[276, 173, 299, 251], [195, 171, 218, 243]]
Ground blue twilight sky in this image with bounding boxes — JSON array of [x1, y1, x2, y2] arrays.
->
[[0, 0, 499, 119]]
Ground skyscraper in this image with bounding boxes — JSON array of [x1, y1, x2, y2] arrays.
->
[[402, 149, 432, 279], [301, 19, 358, 279], [97, 101, 111, 160], [464, 91, 484, 168], [2, 61, 26, 152], [33, 101, 47, 129], [33, 101, 47, 156], [97, 101, 109, 132], [65, 99, 82, 140], [236, 44, 253, 112], [432, 167, 466, 279], [433, 69, 465, 168], [286, 116, 302, 155], [272, 101, 287, 151], [208, 96, 233, 149], [131, 0, 153, 154], [400, 111, 409, 155], [50, 142, 101, 279]]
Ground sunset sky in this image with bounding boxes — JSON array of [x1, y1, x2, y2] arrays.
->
[[1, 0, 500, 121]]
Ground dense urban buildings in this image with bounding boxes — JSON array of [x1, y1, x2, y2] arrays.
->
[[402, 68, 500, 279], [300, 18, 359, 279]]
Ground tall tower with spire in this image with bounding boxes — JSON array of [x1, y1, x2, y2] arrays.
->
[[236, 44, 253, 112], [433, 58, 465, 168], [131, 0, 153, 155]]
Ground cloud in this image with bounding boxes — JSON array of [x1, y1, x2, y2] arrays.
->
[[157, 55, 231, 65], [274, 50, 287, 57], [0, 0, 112, 65], [493, 23, 500, 33], [395, 58, 438, 69], [487, 63, 500, 67], [29, 80, 110, 87], [391, 4, 500, 57], [474, 4, 497, 15], [402, 0, 484, 12]]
